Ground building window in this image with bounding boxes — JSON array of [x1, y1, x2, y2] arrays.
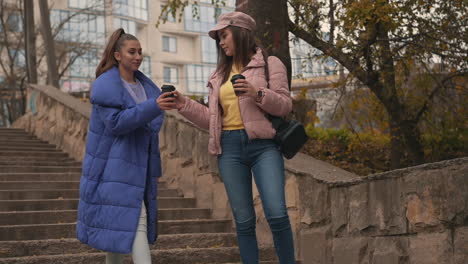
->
[[162, 36, 177, 53], [113, 18, 137, 35], [184, 4, 234, 33], [113, 0, 148, 21], [186, 64, 215, 94], [68, 0, 105, 11], [324, 57, 338, 75], [70, 49, 99, 78], [51, 10, 106, 45], [7, 13, 23, 32], [163, 66, 178, 84], [161, 5, 176, 23], [199, 0, 236, 8], [184, 5, 213, 33], [140, 56, 151, 77], [201, 36, 217, 63]]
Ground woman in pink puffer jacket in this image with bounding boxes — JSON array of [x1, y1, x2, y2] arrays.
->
[[168, 12, 295, 264]]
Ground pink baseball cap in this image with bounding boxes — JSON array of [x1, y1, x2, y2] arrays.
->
[[208, 12, 256, 39]]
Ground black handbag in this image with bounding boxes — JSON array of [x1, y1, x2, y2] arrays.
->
[[262, 53, 309, 159]]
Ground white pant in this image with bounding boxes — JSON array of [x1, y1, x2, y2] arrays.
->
[[106, 202, 152, 264]]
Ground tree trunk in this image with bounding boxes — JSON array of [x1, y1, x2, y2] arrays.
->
[[389, 117, 403, 169], [38, 0, 59, 88], [24, 0, 37, 84], [236, 0, 292, 87], [401, 120, 425, 165]]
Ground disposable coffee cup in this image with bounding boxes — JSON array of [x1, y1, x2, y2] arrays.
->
[[230, 74, 246, 96], [161, 85, 175, 98]]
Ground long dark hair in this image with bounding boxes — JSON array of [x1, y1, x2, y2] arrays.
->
[[95, 28, 138, 78], [215, 26, 264, 84]]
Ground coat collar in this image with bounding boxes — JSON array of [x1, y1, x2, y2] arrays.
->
[[107, 66, 159, 107], [244, 48, 266, 69]]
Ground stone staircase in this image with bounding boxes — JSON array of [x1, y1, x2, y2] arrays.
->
[[0, 128, 278, 264]]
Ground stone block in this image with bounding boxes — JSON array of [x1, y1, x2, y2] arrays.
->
[[165, 117, 179, 156], [454, 227, 468, 264], [288, 209, 300, 240], [332, 237, 369, 264], [348, 183, 370, 234], [300, 226, 331, 264], [207, 154, 219, 175], [368, 178, 407, 235], [369, 236, 409, 264], [194, 129, 218, 174], [159, 119, 168, 149], [162, 157, 195, 198], [404, 163, 468, 232], [177, 123, 195, 165], [212, 181, 231, 219], [330, 187, 348, 237], [346, 179, 406, 236], [194, 173, 215, 209], [176, 165, 196, 198], [297, 176, 329, 225], [256, 210, 273, 246], [285, 173, 299, 209], [408, 231, 453, 264]]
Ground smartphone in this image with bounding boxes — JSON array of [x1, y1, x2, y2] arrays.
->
[[161, 84, 175, 98]]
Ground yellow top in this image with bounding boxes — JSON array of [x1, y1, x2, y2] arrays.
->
[[219, 67, 244, 130]]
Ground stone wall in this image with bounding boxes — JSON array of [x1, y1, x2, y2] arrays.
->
[[12, 84, 90, 162], [160, 110, 468, 264], [13, 84, 468, 263], [300, 158, 467, 264]]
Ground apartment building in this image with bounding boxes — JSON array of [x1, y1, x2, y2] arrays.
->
[[1, 0, 334, 97], [42, 0, 237, 96]]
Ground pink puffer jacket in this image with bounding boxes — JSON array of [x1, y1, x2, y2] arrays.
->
[[178, 48, 292, 155]]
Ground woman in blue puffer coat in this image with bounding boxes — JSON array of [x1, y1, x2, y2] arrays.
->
[[76, 28, 176, 264]]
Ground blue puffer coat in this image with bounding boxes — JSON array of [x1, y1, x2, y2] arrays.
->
[[77, 66, 164, 254]]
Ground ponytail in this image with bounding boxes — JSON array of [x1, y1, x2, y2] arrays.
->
[[95, 28, 138, 78]]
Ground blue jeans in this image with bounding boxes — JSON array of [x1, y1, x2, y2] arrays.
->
[[218, 130, 295, 264]]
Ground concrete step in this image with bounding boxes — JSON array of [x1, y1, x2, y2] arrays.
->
[[0, 174, 169, 189], [0, 219, 232, 240], [0, 166, 82, 173], [0, 146, 60, 152], [0, 142, 57, 149], [0, 156, 74, 161], [0, 151, 69, 158], [0, 188, 179, 200], [0, 197, 195, 211], [0, 139, 52, 145], [0, 173, 81, 181], [0, 182, 174, 194], [0, 160, 81, 167], [0, 208, 211, 225], [0, 233, 238, 258], [0, 181, 80, 190], [0, 247, 277, 264], [0, 199, 79, 211], [0, 128, 26, 132], [0, 144, 56, 150], [0, 132, 33, 137], [0, 189, 79, 200], [0, 137, 38, 142]]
